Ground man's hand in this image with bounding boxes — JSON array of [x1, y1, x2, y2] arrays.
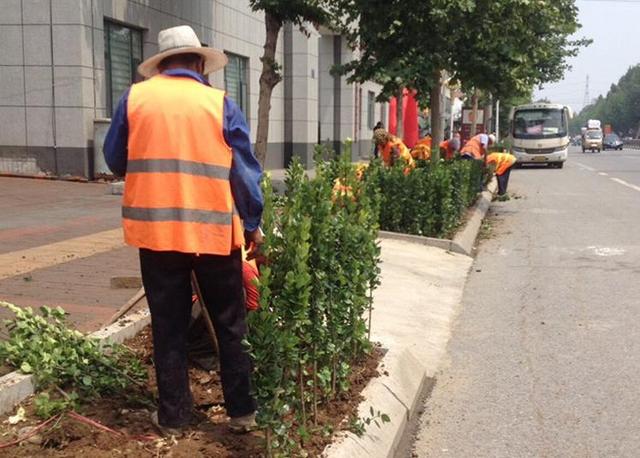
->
[[245, 228, 265, 264]]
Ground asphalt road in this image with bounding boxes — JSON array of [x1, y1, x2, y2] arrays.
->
[[410, 147, 640, 457]]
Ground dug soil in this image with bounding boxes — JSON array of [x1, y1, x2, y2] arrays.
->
[[0, 326, 382, 457]]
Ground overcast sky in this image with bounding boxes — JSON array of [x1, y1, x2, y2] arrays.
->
[[534, 0, 640, 114]]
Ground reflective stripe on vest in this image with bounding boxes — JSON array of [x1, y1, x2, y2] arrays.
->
[[127, 159, 230, 179], [461, 135, 484, 159], [123, 74, 244, 255]]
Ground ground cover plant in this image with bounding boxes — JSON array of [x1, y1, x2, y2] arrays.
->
[[0, 326, 381, 457], [0, 301, 149, 418]]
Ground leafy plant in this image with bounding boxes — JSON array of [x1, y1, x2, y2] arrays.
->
[[246, 146, 381, 456], [371, 159, 482, 239], [0, 302, 148, 418], [348, 406, 391, 438]]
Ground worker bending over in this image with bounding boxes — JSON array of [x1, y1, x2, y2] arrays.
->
[[460, 133, 495, 160], [439, 134, 461, 160], [411, 134, 432, 160], [374, 130, 415, 170], [487, 152, 517, 196]]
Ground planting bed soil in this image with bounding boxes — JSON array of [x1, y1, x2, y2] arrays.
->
[[0, 326, 382, 457]]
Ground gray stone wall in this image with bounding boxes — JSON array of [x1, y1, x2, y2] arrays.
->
[[0, 0, 384, 178]]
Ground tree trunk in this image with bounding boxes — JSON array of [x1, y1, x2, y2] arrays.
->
[[255, 13, 283, 167], [395, 87, 404, 140], [430, 70, 443, 164], [470, 90, 479, 136], [484, 93, 493, 134]]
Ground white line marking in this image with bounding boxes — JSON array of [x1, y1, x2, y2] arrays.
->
[[598, 172, 609, 176], [610, 177, 640, 193], [575, 162, 596, 172]]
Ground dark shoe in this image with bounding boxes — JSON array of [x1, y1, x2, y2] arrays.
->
[[228, 412, 258, 434], [151, 411, 184, 437], [151, 409, 208, 437]]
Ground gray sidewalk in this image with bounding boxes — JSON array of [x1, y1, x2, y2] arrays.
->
[[0, 177, 139, 332], [327, 236, 474, 457]]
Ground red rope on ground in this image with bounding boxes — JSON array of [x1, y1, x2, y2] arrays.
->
[[0, 411, 159, 450], [67, 411, 159, 442], [0, 414, 61, 449]]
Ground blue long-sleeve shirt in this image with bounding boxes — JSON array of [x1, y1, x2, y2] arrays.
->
[[104, 69, 263, 232]]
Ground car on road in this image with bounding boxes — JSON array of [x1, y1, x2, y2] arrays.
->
[[582, 129, 603, 153], [603, 133, 624, 150]]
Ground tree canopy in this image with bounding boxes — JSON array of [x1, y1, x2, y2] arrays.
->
[[332, 0, 588, 117]]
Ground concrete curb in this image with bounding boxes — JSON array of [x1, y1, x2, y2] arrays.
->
[[0, 308, 150, 416], [380, 178, 497, 257], [324, 190, 487, 457]]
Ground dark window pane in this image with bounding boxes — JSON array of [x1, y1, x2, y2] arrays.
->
[[367, 91, 375, 130], [105, 21, 143, 116], [224, 52, 249, 122]]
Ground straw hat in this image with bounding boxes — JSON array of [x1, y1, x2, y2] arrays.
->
[[138, 25, 228, 78]]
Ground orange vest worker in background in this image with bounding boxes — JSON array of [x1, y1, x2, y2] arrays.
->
[[375, 131, 415, 172], [411, 135, 432, 160], [104, 25, 262, 435], [439, 134, 461, 160], [460, 133, 495, 160]]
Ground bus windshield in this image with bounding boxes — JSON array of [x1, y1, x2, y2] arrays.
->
[[513, 109, 567, 140]]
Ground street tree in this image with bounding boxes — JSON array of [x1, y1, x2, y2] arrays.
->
[[249, 0, 328, 166], [451, 0, 588, 126], [331, 0, 469, 147]]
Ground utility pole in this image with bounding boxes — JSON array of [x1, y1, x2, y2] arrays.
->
[[583, 75, 590, 109], [495, 99, 500, 143]]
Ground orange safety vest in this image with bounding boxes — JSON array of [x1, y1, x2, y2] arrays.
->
[[460, 134, 486, 159], [380, 137, 414, 168], [123, 74, 244, 255], [411, 136, 432, 160], [439, 140, 456, 160], [487, 153, 516, 176]]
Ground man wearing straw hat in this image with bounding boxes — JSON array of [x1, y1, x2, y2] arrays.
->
[[104, 25, 263, 436]]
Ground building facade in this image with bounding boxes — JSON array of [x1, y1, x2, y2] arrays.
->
[[0, 0, 385, 178]]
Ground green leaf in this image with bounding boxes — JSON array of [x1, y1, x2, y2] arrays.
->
[[20, 362, 32, 373]]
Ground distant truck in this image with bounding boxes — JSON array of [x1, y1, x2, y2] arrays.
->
[[581, 119, 603, 153]]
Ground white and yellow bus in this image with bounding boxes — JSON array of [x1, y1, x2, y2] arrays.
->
[[509, 103, 573, 169]]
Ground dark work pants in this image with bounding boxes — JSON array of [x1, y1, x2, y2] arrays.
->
[[139, 248, 256, 428], [497, 167, 512, 195]]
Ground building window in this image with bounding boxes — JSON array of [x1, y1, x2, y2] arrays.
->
[[367, 91, 376, 130], [380, 102, 387, 128], [105, 21, 143, 117], [224, 53, 249, 121]]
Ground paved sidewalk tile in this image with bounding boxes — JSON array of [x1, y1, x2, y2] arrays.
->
[[0, 177, 121, 254], [0, 229, 124, 280], [0, 246, 140, 333], [0, 177, 139, 332]]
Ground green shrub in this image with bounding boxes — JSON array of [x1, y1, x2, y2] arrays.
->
[[371, 159, 482, 239], [246, 144, 380, 456]]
